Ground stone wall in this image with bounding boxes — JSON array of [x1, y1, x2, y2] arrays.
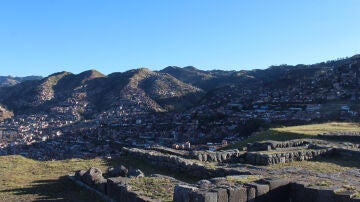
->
[[290, 182, 360, 202], [189, 149, 245, 163], [73, 168, 157, 202], [151, 146, 245, 163], [122, 147, 251, 179], [173, 177, 289, 202], [245, 148, 334, 166], [247, 140, 311, 151], [150, 145, 190, 157], [174, 178, 360, 202]]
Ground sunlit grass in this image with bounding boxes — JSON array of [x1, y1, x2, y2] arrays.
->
[[268, 157, 360, 173], [226, 122, 360, 149], [0, 154, 196, 201], [273, 122, 360, 135], [128, 177, 174, 202], [0, 155, 107, 201]]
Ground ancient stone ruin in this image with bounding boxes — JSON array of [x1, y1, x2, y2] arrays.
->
[[70, 139, 360, 201]]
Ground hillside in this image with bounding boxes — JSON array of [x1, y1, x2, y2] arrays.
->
[[0, 68, 205, 118], [0, 105, 13, 121], [0, 75, 42, 87], [0, 54, 359, 145]]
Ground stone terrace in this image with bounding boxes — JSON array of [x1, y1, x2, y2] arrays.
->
[[70, 138, 360, 201]]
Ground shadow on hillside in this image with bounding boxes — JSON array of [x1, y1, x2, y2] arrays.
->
[[0, 176, 103, 202]]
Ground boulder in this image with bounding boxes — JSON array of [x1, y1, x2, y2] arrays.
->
[[128, 168, 145, 178], [82, 167, 105, 187], [107, 165, 128, 177], [197, 180, 212, 189]]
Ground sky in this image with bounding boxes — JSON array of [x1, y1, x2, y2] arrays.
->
[[0, 0, 360, 76]]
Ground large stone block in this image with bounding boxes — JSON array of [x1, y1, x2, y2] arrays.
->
[[189, 190, 217, 202], [306, 186, 335, 202], [245, 182, 270, 201], [258, 178, 290, 202], [247, 186, 256, 202], [173, 184, 199, 202], [213, 188, 228, 202], [227, 186, 247, 202]]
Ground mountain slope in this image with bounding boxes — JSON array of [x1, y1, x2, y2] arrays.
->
[[0, 68, 205, 118], [0, 76, 42, 87]]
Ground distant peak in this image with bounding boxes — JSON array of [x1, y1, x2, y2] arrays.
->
[[48, 71, 72, 77], [161, 66, 199, 72], [132, 68, 153, 75], [163, 66, 181, 70], [78, 69, 105, 78], [183, 66, 198, 70], [138, 67, 151, 72]]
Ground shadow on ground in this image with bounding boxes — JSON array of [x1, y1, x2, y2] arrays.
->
[[0, 176, 104, 202], [316, 156, 360, 169]]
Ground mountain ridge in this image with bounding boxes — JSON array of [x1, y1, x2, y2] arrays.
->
[[0, 54, 359, 121]]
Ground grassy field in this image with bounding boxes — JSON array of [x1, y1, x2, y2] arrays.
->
[[0, 155, 107, 201], [274, 122, 360, 135], [226, 122, 360, 149], [0, 154, 197, 201], [268, 157, 360, 173], [128, 177, 174, 202]]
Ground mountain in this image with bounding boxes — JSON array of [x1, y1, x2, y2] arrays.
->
[[196, 56, 360, 117], [162, 55, 360, 91], [92, 68, 204, 113], [0, 68, 204, 118], [0, 54, 359, 120], [0, 76, 42, 87]]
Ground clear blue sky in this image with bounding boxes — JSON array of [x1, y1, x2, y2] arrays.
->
[[1, 0, 360, 76]]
